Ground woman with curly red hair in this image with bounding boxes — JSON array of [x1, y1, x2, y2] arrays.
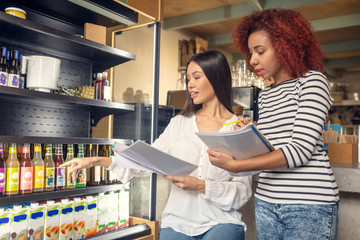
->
[[207, 9, 339, 239]]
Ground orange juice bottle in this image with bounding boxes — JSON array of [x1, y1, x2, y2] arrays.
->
[[5, 143, 19, 195], [33, 143, 44, 192], [19, 143, 33, 194]]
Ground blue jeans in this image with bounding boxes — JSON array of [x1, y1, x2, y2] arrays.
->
[[255, 198, 339, 240], [160, 224, 245, 240]]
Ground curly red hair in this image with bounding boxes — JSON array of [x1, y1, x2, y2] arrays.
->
[[232, 9, 324, 78]]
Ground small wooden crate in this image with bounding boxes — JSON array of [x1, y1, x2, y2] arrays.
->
[[328, 143, 358, 164]]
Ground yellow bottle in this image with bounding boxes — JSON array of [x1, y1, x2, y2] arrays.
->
[[5, 143, 20, 196]]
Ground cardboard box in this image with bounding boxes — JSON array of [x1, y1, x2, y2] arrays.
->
[[328, 143, 358, 164]]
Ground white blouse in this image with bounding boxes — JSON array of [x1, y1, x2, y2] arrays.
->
[[108, 114, 252, 236]]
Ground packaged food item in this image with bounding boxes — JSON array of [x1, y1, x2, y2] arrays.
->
[[73, 197, 85, 240], [96, 192, 108, 234], [5, 7, 26, 19], [44, 200, 60, 240], [59, 199, 73, 240], [10, 205, 28, 240], [28, 202, 45, 240], [84, 196, 97, 238], [0, 207, 11, 240], [107, 191, 118, 231], [118, 189, 129, 229]]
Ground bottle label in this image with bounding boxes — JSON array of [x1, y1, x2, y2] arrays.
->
[[45, 167, 54, 187], [67, 167, 75, 186], [19, 76, 24, 89], [104, 86, 111, 101], [20, 167, 33, 190], [34, 166, 44, 189], [34, 146, 42, 152], [8, 74, 19, 88], [6, 167, 19, 192], [56, 167, 65, 186], [95, 166, 101, 182], [0, 71, 8, 86], [0, 167, 5, 192], [76, 169, 86, 185]]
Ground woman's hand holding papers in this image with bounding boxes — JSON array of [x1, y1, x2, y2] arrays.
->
[[164, 176, 205, 192]]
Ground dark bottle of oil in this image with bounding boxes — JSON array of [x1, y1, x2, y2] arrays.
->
[[89, 144, 100, 185]]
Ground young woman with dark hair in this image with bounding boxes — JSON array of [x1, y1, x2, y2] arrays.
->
[[62, 50, 252, 240], [207, 9, 339, 240]]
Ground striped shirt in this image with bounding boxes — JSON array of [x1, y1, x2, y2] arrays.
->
[[255, 70, 339, 204]]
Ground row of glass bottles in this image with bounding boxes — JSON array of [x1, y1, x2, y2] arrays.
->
[[0, 143, 117, 197], [176, 59, 265, 91], [231, 59, 265, 89]]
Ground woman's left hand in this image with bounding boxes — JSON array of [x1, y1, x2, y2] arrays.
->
[[164, 176, 205, 192], [207, 148, 236, 171]]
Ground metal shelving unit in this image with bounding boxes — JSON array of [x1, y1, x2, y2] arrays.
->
[[0, 11, 136, 72], [87, 224, 152, 240], [0, 183, 132, 206], [0, 1, 156, 239]]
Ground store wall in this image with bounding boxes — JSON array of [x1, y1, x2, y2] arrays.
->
[[113, 25, 234, 105]]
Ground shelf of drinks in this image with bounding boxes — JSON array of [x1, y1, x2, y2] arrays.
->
[[0, 86, 135, 112], [0, 183, 133, 206], [0, 136, 133, 145], [88, 224, 152, 240], [0, 11, 136, 72]]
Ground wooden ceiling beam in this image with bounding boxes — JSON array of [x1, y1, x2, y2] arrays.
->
[[206, 14, 360, 46], [164, 0, 333, 30]]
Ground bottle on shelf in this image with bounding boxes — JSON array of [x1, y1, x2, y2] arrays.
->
[[99, 145, 109, 185], [0, 46, 8, 86], [19, 143, 33, 194], [102, 72, 110, 102], [7, 50, 20, 88], [89, 144, 100, 186], [3, 143, 8, 162], [94, 72, 103, 100], [33, 143, 44, 192], [17, 143, 23, 161], [108, 145, 118, 183], [0, 143, 6, 197], [65, 144, 75, 189], [85, 144, 92, 184], [44, 144, 55, 192], [5, 143, 20, 196], [19, 54, 25, 89], [55, 144, 65, 190], [75, 144, 86, 188]]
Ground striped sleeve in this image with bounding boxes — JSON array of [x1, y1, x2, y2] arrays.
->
[[281, 73, 333, 168]]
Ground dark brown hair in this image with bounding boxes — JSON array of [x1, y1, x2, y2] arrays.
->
[[180, 50, 233, 116]]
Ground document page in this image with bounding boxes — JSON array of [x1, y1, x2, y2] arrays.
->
[[113, 140, 198, 176], [196, 124, 274, 176]]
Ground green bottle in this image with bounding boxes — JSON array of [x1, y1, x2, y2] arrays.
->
[[75, 144, 86, 188]]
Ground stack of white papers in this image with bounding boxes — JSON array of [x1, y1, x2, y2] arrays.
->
[[196, 123, 274, 177], [113, 140, 198, 176]]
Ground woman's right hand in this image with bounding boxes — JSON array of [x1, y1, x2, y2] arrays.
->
[[234, 116, 250, 129], [60, 157, 97, 180]]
